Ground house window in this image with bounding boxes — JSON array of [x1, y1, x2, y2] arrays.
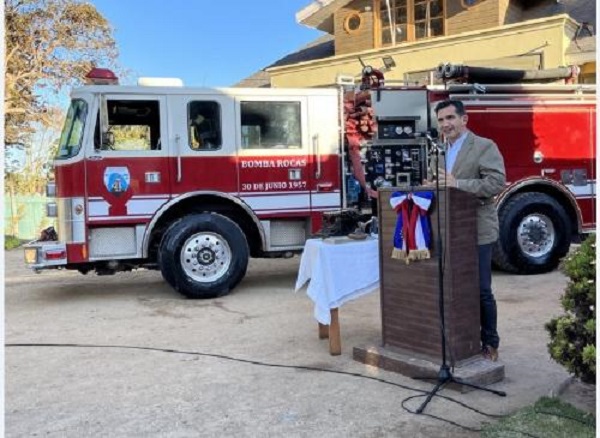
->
[[344, 12, 363, 34], [379, 0, 444, 46]]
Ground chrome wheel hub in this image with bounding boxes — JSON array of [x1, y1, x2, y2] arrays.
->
[[180, 232, 232, 283], [517, 213, 555, 258]]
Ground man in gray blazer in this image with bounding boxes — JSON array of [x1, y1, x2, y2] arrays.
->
[[427, 99, 506, 361]]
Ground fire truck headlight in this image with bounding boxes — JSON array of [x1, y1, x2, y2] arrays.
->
[[24, 248, 38, 264]]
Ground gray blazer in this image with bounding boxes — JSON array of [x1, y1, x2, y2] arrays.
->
[[435, 131, 506, 245]]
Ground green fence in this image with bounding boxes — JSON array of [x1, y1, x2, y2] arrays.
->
[[4, 193, 57, 240]]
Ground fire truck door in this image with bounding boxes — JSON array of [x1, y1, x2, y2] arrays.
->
[[85, 95, 170, 223], [236, 96, 315, 215], [169, 95, 237, 193], [307, 93, 341, 214]]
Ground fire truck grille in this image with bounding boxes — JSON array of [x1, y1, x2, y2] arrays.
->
[[89, 227, 137, 258], [269, 220, 307, 248]]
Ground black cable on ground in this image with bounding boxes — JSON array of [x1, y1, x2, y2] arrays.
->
[[7, 342, 507, 433], [401, 394, 483, 433]]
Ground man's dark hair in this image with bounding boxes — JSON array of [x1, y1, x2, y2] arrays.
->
[[435, 99, 466, 116]]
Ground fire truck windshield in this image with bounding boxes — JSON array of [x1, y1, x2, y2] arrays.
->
[[56, 99, 88, 159]]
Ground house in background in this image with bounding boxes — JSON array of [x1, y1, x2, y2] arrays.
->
[[236, 0, 595, 87]]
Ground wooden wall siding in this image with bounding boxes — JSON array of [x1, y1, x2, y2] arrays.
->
[[334, 0, 375, 56], [501, 0, 523, 25], [446, 0, 501, 35]]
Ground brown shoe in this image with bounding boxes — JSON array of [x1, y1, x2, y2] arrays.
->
[[482, 345, 499, 362]]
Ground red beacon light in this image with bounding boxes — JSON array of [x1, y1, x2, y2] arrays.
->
[[85, 68, 119, 85]]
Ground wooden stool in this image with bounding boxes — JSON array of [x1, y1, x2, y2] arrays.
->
[[317, 308, 341, 355]]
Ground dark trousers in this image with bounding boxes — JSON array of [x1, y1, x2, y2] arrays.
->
[[479, 243, 499, 349]]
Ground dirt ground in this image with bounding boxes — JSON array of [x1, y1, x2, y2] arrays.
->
[[4, 247, 594, 437]]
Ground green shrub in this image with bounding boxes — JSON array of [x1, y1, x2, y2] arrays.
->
[[546, 234, 596, 384], [4, 235, 22, 250]]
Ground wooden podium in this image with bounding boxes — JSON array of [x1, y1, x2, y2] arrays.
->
[[375, 186, 480, 364], [354, 186, 505, 389]]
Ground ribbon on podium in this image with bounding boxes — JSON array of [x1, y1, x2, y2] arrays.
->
[[389, 190, 434, 263]]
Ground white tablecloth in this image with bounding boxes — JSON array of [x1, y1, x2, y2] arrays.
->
[[295, 237, 380, 325]]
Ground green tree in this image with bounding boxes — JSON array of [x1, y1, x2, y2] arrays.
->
[[5, 106, 63, 195], [5, 0, 118, 145]]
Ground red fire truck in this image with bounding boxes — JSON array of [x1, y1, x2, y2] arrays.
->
[[24, 65, 596, 298]]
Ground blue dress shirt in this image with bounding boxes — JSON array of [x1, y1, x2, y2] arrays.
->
[[445, 131, 468, 173]]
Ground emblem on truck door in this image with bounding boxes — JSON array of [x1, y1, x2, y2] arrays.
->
[[102, 166, 133, 216], [104, 167, 130, 196]]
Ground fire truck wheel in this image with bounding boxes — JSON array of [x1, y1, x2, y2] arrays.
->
[[159, 213, 249, 298], [493, 192, 571, 275]]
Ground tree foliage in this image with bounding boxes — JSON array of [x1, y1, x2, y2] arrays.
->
[[546, 234, 596, 384], [5, 0, 118, 144], [5, 106, 64, 195]]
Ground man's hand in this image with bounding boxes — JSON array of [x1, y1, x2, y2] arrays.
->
[[422, 169, 458, 188], [437, 169, 458, 187]]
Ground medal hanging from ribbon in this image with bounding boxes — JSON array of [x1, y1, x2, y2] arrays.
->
[[389, 191, 434, 263]]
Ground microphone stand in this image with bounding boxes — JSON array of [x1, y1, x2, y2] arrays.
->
[[415, 136, 506, 414]]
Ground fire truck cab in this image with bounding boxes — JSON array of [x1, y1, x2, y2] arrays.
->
[[25, 69, 343, 298], [25, 66, 596, 298]]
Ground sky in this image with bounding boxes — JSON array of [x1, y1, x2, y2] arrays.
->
[[90, 0, 325, 87]]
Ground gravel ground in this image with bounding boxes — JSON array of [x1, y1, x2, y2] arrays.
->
[[5, 247, 590, 437]]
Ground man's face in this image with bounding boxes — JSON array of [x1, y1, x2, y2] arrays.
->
[[436, 105, 468, 143]]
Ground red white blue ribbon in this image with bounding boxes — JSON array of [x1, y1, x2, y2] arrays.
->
[[390, 191, 434, 262]]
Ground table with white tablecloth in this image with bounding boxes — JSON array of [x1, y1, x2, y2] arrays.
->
[[295, 237, 380, 355]]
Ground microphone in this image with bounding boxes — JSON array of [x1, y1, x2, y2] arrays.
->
[[416, 130, 445, 156]]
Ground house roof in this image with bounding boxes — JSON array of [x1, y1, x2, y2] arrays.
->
[[232, 35, 334, 87], [521, 0, 596, 26], [269, 34, 335, 68], [296, 0, 353, 33], [562, 0, 596, 61], [233, 70, 272, 88], [297, 0, 596, 33], [560, 0, 596, 26], [234, 0, 595, 87], [525, 0, 597, 60]]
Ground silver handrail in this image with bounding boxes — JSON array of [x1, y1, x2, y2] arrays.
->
[[313, 133, 321, 179], [175, 134, 182, 182]]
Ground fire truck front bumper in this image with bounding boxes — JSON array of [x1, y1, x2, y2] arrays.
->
[[24, 241, 68, 270]]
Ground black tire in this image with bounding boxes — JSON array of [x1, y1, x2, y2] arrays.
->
[[159, 213, 249, 298], [493, 192, 571, 274]]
